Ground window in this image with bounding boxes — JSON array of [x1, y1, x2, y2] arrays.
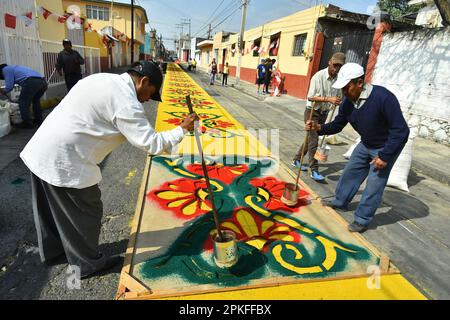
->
[[252, 37, 261, 57], [293, 33, 307, 56], [269, 32, 281, 56], [86, 5, 110, 21]]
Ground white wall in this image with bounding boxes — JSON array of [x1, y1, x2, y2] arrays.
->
[[372, 27, 450, 144]]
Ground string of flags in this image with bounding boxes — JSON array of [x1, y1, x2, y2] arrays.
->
[[4, 11, 33, 29]]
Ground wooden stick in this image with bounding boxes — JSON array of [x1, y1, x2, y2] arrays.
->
[[186, 95, 224, 242], [319, 104, 338, 148], [294, 107, 315, 190]]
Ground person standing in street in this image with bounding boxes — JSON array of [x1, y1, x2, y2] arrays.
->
[[56, 39, 85, 92], [209, 58, 218, 85], [306, 63, 410, 233], [222, 62, 229, 86], [20, 61, 198, 279], [256, 59, 266, 94], [292, 52, 346, 182], [0, 64, 47, 129], [263, 59, 275, 94]]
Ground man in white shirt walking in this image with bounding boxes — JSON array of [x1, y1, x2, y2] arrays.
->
[[20, 61, 197, 279]]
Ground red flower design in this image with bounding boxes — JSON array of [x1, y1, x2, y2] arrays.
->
[[209, 120, 235, 129], [186, 163, 249, 184], [147, 178, 216, 219], [164, 118, 183, 126], [204, 207, 301, 253], [249, 177, 309, 212]]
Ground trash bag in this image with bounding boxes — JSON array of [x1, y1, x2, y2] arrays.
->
[[0, 100, 11, 138]]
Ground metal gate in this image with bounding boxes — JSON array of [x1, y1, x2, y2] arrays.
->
[[319, 30, 374, 70]]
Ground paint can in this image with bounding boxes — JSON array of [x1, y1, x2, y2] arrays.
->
[[213, 230, 238, 268], [281, 183, 299, 207], [314, 145, 331, 162]]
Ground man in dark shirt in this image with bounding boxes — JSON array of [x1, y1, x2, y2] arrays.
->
[[56, 39, 85, 92], [263, 59, 274, 94], [306, 63, 409, 233]]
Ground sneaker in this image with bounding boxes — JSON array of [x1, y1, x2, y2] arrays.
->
[[291, 160, 308, 171], [310, 170, 325, 182], [348, 222, 368, 233], [321, 199, 348, 211]]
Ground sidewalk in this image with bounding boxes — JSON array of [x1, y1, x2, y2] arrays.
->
[[204, 70, 450, 186]]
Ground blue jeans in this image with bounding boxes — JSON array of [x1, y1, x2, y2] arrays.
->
[[19, 77, 48, 123], [331, 142, 403, 226], [210, 72, 216, 84]]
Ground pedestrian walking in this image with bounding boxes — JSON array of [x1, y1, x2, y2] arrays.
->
[[222, 62, 229, 86], [306, 63, 410, 233], [263, 59, 275, 94], [292, 52, 346, 181], [209, 58, 218, 85], [192, 59, 197, 73], [56, 39, 85, 92], [20, 61, 198, 278], [0, 64, 48, 129]]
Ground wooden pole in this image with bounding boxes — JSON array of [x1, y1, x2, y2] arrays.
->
[[186, 95, 224, 242]]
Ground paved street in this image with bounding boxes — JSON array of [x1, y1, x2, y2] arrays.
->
[[0, 68, 449, 299]]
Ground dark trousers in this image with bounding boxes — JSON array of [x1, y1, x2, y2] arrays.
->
[[30, 172, 107, 277], [18, 78, 47, 124], [294, 108, 329, 171], [264, 77, 272, 93], [65, 73, 82, 92], [222, 73, 228, 86]]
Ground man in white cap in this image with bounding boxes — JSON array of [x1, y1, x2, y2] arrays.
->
[[306, 63, 409, 233], [20, 61, 198, 278]]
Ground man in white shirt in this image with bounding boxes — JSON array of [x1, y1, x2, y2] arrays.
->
[[20, 61, 197, 279]]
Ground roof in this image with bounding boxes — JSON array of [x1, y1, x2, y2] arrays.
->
[[197, 40, 214, 47], [80, 0, 149, 23]]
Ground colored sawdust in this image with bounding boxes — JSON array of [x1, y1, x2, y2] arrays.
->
[[123, 63, 425, 300]]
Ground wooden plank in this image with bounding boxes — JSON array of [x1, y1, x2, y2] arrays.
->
[[122, 270, 399, 300], [116, 155, 152, 299]]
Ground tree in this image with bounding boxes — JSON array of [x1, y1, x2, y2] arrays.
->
[[377, 0, 425, 19]]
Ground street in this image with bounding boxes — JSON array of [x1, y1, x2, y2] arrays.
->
[[1, 67, 449, 299]]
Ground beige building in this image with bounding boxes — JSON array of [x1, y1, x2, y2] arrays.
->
[[212, 4, 376, 99]]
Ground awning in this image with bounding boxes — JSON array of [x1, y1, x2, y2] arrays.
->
[[105, 34, 120, 42]]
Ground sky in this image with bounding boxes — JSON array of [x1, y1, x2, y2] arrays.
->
[[115, 0, 379, 50]]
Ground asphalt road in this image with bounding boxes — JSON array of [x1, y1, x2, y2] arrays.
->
[[0, 100, 158, 300], [1, 67, 449, 300]]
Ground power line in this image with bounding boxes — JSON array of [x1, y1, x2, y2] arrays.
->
[[192, 0, 241, 38]]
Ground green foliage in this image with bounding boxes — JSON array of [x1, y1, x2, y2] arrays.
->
[[377, 0, 426, 19]]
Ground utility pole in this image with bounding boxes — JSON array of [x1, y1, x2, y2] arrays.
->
[[207, 24, 212, 39], [131, 0, 135, 64], [181, 18, 191, 59], [236, 0, 248, 85], [176, 23, 184, 59]]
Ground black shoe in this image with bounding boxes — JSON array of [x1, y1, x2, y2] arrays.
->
[[80, 254, 124, 279], [15, 121, 34, 129], [321, 199, 348, 211], [44, 253, 68, 267], [348, 222, 368, 233]]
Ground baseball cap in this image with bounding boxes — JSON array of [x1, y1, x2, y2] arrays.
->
[[128, 61, 163, 102], [330, 52, 346, 65], [332, 63, 365, 89], [62, 39, 72, 45]]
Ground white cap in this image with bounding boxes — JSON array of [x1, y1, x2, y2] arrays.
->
[[332, 63, 365, 89]]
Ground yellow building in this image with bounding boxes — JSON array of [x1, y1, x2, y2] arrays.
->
[[196, 39, 214, 70], [36, 0, 67, 42], [62, 0, 148, 70], [213, 4, 374, 99]]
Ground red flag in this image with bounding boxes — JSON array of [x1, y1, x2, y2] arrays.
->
[[57, 15, 68, 23], [5, 13, 17, 29], [20, 11, 33, 27], [39, 6, 52, 20]]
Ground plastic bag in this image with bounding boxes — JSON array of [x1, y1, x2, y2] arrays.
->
[[0, 101, 11, 138]]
